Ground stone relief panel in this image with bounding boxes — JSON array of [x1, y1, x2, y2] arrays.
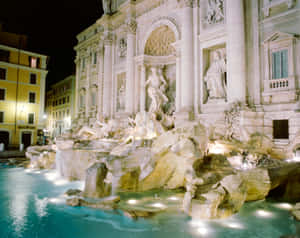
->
[[116, 72, 126, 112], [144, 25, 176, 56], [203, 47, 227, 103], [118, 38, 127, 58], [204, 0, 225, 25]]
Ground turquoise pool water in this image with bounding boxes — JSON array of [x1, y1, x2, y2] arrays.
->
[[0, 165, 299, 238]]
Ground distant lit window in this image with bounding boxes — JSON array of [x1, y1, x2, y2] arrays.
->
[[0, 68, 6, 80], [0, 111, 4, 123], [28, 113, 34, 124], [0, 50, 9, 62], [30, 73, 37, 84], [272, 49, 288, 79], [0, 88, 5, 100], [29, 92, 36, 103]]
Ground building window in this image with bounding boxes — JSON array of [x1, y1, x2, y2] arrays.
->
[[29, 92, 36, 103], [67, 96, 70, 103], [52, 101, 55, 107], [0, 68, 6, 80], [273, 120, 289, 139], [63, 97, 66, 104], [91, 92, 96, 106], [0, 111, 4, 123], [59, 111, 61, 119], [272, 49, 288, 80], [81, 58, 85, 71], [30, 73, 37, 84], [29, 56, 40, 68], [0, 49, 9, 62], [59, 99, 62, 105], [67, 109, 69, 116], [0, 88, 5, 100], [28, 113, 34, 124]]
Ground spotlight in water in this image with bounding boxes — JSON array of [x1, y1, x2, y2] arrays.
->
[[49, 197, 64, 204], [127, 199, 138, 205], [274, 203, 293, 210], [44, 172, 59, 181], [255, 210, 274, 218], [53, 179, 68, 186], [150, 203, 167, 209], [24, 169, 33, 173], [168, 196, 179, 201], [197, 227, 210, 236], [225, 222, 244, 229]]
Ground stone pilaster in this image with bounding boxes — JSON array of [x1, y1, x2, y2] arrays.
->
[[226, 0, 246, 103], [85, 51, 91, 119], [125, 18, 137, 115], [103, 32, 113, 118], [180, 1, 194, 111]]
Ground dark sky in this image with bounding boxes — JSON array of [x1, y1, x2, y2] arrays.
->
[[0, 0, 103, 89]]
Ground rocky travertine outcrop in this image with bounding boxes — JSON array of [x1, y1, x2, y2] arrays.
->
[[26, 145, 56, 169]]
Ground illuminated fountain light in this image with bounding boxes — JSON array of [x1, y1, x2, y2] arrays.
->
[[223, 222, 244, 229], [255, 210, 274, 218], [53, 179, 69, 186], [127, 199, 138, 205], [44, 172, 59, 181], [167, 196, 179, 201], [273, 203, 293, 210], [208, 141, 226, 154], [24, 169, 33, 173], [33, 171, 41, 174], [48, 197, 65, 204], [189, 220, 212, 237], [150, 203, 167, 209]]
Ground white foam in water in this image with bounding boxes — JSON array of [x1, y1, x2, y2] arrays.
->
[[167, 196, 179, 201]]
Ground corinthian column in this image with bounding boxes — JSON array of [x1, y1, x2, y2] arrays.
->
[[103, 33, 113, 118], [125, 18, 137, 115], [180, 0, 194, 111], [226, 0, 246, 103]]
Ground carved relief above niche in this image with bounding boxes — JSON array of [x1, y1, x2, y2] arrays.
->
[[263, 0, 297, 17], [203, 0, 225, 25], [144, 25, 176, 56]]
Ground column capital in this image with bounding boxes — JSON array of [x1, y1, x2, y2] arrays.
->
[[103, 31, 114, 45], [180, 0, 196, 8], [125, 18, 137, 34]]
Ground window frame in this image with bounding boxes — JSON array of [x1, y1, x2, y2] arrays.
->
[[30, 73, 37, 84], [28, 92, 36, 103], [0, 67, 7, 80], [28, 113, 35, 125], [0, 111, 4, 123], [0, 88, 6, 101]]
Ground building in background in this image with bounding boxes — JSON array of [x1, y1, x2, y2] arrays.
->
[[45, 75, 76, 138], [0, 25, 48, 149]]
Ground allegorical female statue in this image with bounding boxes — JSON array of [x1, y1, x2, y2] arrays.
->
[[146, 67, 168, 116], [204, 50, 227, 99]]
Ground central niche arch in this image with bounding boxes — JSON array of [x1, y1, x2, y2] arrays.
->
[[144, 25, 176, 56]]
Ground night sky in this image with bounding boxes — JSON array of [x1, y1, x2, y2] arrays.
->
[[0, 0, 103, 88]]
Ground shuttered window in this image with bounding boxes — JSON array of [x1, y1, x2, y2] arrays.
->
[[272, 49, 288, 79]]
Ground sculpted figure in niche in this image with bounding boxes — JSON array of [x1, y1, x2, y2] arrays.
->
[[204, 50, 227, 99], [102, 0, 114, 15], [146, 67, 168, 117], [117, 83, 125, 111], [205, 0, 224, 24]]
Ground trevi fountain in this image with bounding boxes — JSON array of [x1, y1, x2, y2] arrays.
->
[[3, 0, 300, 237]]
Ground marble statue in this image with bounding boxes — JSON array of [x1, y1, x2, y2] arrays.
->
[[102, 0, 114, 15], [117, 83, 125, 111], [146, 67, 168, 116], [205, 0, 224, 25], [118, 38, 127, 57], [204, 50, 227, 99]]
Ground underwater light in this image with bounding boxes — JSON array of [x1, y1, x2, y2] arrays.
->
[[150, 203, 167, 209], [225, 222, 244, 229], [24, 169, 33, 173], [273, 203, 293, 210], [127, 199, 138, 205], [49, 198, 64, 204], [197, 227, 210, 236], [168, 196, 179, 201], [44, 172, 59, 181], [255, 210, 274, 218], [53, 179, 68, 186]]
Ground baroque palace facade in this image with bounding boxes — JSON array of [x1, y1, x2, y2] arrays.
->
[[74, 0, 300, 153]]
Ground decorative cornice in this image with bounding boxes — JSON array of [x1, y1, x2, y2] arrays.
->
[[180, 0, 196, 8]]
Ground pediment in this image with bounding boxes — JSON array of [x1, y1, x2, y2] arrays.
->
[[263, 31, 298, 44]]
